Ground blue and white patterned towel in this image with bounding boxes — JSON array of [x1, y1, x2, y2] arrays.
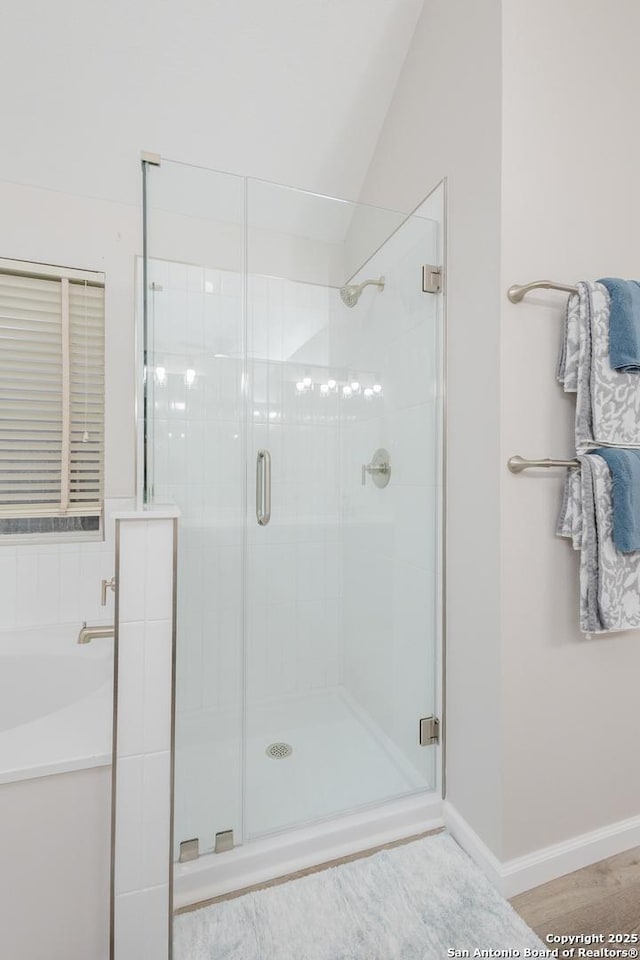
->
[[557, 280, 640, 450], [557, 454, 640, 634]]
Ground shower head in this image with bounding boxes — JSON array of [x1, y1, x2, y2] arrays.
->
[[339, 276, 385, 308]]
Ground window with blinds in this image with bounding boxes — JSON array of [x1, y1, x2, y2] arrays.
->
[[0, 259, 105, 537]]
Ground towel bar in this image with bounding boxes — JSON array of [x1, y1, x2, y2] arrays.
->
[[508, 455, 580, 473], [507, 280, 578, 303]]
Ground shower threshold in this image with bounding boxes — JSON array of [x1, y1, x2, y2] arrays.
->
[[173, 789, 443, 909]]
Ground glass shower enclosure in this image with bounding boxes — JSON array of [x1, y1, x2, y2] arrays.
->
[[141, 158, 444, 892]]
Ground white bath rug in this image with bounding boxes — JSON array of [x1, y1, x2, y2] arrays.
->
[[174, 833, 543, 959]]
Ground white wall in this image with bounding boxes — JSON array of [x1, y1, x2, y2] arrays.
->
[[359, 0, 504, 856], [500, 0, 640, 859], [0, 5, 426, 944], [0, 498, 129, 631], [0, 767, 111, 960], [1, 0, 424, 206], [12, 0, 640, 913], [0, 0, 425, 500], [363, 0, 640, 869]]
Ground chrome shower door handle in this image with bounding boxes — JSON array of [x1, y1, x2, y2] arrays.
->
[[256, 450, 263, 524], [256, 449, 271, 526], [262, 449, 271, 524]]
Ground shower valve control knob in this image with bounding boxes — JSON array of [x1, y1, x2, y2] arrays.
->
[[361, 448, 391, 488], [101, 577, 116, 606]]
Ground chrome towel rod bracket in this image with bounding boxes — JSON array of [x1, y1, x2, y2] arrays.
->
[[507, 280, 579, 303], [508, 455, 580, 473]]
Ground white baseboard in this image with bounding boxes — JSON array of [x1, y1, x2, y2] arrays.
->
[[444, 800, 640, 898], [443, 802, 505, 891]]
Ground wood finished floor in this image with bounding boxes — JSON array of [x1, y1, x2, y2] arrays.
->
[[511, 846, 640, 939]]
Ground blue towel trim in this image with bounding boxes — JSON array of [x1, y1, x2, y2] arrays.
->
[[598, 277, 640, 372], [593, 448, 640, 553]]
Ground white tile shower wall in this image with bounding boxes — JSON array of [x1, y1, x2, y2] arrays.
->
[[335, 214, 440, 780], [246, 274, 342, 706], [151, 242, 439, 771], [149, 260, 343, 719], [146, 259, 248, 857], [145, 258, 245, 736], [154, 260, 346, 856], [113, 515, 176, 960], [0, 497, 134, 633]]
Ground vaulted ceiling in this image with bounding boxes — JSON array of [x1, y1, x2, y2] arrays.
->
[[0, 0, 425, 203]]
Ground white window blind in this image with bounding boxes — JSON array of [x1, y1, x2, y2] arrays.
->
[[0, 261, 105, 522]]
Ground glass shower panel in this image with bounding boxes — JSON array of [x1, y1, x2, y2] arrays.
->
[[145, 160, 246, 856], [144, 159, 443, 864], [244, 180, 440, 838]]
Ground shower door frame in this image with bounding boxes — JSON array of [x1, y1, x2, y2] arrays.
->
[[133, 156, 448, 917]]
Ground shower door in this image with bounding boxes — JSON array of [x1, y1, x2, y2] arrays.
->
[[143, 160, 442, 858], [243, 179, 441, 839], [145, 160, 247, 858]]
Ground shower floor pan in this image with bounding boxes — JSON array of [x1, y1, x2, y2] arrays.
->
[[174, 688, 442, 907]]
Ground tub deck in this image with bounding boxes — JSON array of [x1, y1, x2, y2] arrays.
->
[[0, 624, 113, 784]]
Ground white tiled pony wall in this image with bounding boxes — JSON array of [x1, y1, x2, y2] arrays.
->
[[112, 513, 177, 960]]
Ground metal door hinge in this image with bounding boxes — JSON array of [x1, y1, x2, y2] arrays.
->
[[214, 829, 234, 854], [419, 716, 440, 746], [422, 264, 442, 294], [179, 838, 199, 863]]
